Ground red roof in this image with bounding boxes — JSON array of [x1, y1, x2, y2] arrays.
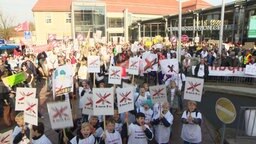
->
[[32, 0, 72, 12], [183, 0, 212, 10]]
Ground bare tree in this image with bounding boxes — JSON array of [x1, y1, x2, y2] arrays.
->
[[0, 13, 14, 40]]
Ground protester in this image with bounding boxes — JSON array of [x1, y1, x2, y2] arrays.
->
[[69, 122, 96, 144], [12, 112, 30, 144], [31, 122, 52, 144], [99, 118, 122, 144]]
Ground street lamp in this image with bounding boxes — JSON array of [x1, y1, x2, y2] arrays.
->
[[219, 0, 226, 55]]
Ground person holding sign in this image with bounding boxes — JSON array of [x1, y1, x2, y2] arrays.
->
[[69, 122, 96, 144], [181, 101, 202, 144], [99, 118, 122, 144], [31, 122, 52, 144], [12, 112, 30, 144]]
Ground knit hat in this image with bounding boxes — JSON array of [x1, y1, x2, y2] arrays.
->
[[142, 99, 153, 108]]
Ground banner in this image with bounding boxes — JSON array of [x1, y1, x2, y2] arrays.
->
[[108, 66, 122, 85], [0, 130, 13, 144], [24, 97, 38, 126], [160, 59, 179, 75], [2, 72, 27, 87], [81, 93, 93, 115], [15, 87, 36, 111], [184, 77, 204, 102], [87, 56, 100, 73], [93, 88, 114, 115], [47, 101, 73, 129], [149, 85, 167, 104], [116, 87, 134, 113], [52, 65, 73, 97], [142, 52, 158, 72], [128, 57, 139, 75], [192, 66, 256, 77], [245, 65, 256, 76]]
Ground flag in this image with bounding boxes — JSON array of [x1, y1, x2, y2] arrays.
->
[[14, 21, 29, 32]]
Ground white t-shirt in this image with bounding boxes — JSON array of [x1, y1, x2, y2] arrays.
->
[[181, 111, 202, 143], [197, 64, 205, 78], [32, 134, 52, 144], [70, 134, 96, 144], [138, 107, 153, 124], [128, 123, 153, 144], [104, 130, 122, 144]]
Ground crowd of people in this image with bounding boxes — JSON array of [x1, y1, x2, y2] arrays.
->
[[0, 38, 255, 144]]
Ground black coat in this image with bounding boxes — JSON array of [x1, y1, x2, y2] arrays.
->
[[194, 64, 209, 79]]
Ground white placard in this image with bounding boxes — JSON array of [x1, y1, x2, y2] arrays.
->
[[245, 65, 256, 76], [160, 59, 179, 75], [81, 93, 93, 115], [142, 52, 158, 72], [149, 85, 167, 104], [87, 56, 100, 73], [108, 66, 122, 85], [47, 101, 74, 129], [116, 87, 134, 113], [15, 87, 36, 111], [52, 65, 73, 97], [24, 97, 38, 126], [46, 52, 58, 70], [89, 38, 95, 47], [0, 130, 13, 144], [93, 88, 114, 115], [128, 57, 139, 75], [184, 77, 204, 102]]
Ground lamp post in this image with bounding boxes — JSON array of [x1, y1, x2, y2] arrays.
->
[[219, 0, 226, 55], [178, 0, 182, 62]]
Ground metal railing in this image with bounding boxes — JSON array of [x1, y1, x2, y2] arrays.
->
[[205, 76, 256, 87]]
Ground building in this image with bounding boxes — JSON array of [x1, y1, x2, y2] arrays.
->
[[32, 0, 212, 45], [132, 0, 256, 43]]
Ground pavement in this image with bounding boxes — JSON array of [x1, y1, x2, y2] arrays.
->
[[2, 79, 255, 144]]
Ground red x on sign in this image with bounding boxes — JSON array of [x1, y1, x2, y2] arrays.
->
[[56, 85, 63, 93], [130, 61, 138, 68], [85, 97, 93, 107], [187, 82, 201, 92], [144, 58, 157, 71], [18, 92, 34, 101], [0, 134, 10, 143], [110, 70, 120, 77], [167, 65, 177, 73], [52, 106, 68, 119], [96, 93, 111, 105], [89, 59, 98, 65], [119, 91, 131, 103], [26, 103, 36, 114], [152, 88, 164, 97]]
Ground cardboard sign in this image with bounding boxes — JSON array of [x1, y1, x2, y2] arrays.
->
[[15, 87, 36, 111], [128, 57, 140, 75], [24, 97, 38, 126], [0, 130, 13, 144], [116, 87, 134, 113], [142, 52, 158, 72], [87, 56, 100, 73], [160, 59, 179, 75], [245, 64, 256, 76], [81, 93, 93, 115], [47, 101, 73, 129], [93, 88, 114, 115], [149, 85, 167, 104], [2, 72, 27, 87], [52, 65, 73, 97], [108, 66, 122, 85], [184, 77, 204, 102]]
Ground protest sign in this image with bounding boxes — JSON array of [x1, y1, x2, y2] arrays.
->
[[149, 85, 167, 104], [116, 87, 134, 113], [24, 97, 38, 126], [15, 87, 36, 111], [0, 130, 13, 144], [160, 59, 179, 75], [108, 66, 122, 85], [93, 88, 114, 115], [2, 72, 27, 87], [46, 51, 58, 69], [245, 65, 256, 76], [128, 57, 139, 75], [184, 77, 204, 102], [142, 52, 158, 72], [87, 56, 100, 73], [81, 93, 93, 115], [47, 101, 73, 129]]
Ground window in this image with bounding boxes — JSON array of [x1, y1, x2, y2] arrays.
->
[[108, 18, 124, 28], [66, 13, 71, 23], [45, 14, 51, 23]]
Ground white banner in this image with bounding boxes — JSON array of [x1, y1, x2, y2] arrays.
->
[[184, 77, 204, 102], [142, 52, 158, 72], [52, 65, 73, 97], [245, 65, 256, 76], [116, 87, 134, 113], [88, 56, 100, 73], [192, 66, 256, 77], [0, 130, 13, 144], [108, 66, 122, 85], [93, 88, 114, 115], [81, 93, 93, 115], [128, 57, 140, 75], [15, 87, 36, 111], [47, 101, 73, 129], [24, 97, 38, 126], [160, 59, 179, 75], [149, 85, 167, 104]]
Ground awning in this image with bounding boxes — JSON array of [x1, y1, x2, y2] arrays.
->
[[0, 44, 19, 50]]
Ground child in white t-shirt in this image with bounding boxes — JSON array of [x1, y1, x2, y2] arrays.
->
[[70, 122, 96, 144], [100, 118, 122, 144]]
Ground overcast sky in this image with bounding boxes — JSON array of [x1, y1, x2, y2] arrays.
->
[[0, 0, 235, 26]]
